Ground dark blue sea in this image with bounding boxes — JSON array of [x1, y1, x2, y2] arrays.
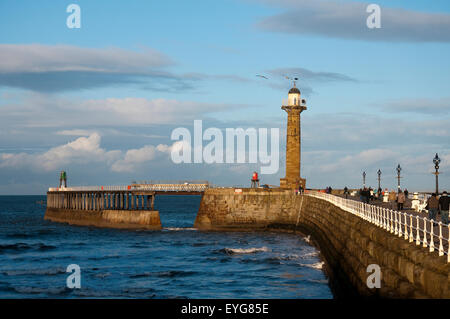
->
[[0, 195, 333, 299]]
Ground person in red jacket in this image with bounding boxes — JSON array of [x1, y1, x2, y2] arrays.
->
[[251, 171, 260, 188]]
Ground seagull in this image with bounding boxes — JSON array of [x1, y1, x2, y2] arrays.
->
[[256, 74, 268, 79]]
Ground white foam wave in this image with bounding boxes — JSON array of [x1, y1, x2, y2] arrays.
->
[[163, 227, 197, 231], [301, 251, 319, 258], [277, 251, 319, 260], [225, 247, 270, 254], [299, 261, 324, 270]]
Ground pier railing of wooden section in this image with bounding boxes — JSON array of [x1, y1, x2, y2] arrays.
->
[[48, 183, 209, 192], [306, 190, 450, 263], [46, 191, 156, 211]]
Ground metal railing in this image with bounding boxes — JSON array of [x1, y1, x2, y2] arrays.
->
[[306, 191, 450, 263], [48, 183, 209, 192]]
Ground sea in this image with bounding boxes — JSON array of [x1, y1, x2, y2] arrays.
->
[[0, 195, 333, 299]]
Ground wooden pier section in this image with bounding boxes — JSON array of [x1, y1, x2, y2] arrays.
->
[[45, 183, 208, 230]]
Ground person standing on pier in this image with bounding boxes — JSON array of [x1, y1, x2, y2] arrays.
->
[[438, 191, 449, 224], [251, 171, 260, 188], [426, 193, 439, 221], [397, 190, 405, 211]]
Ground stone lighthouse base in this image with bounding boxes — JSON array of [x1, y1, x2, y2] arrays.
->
[[280, 177, 306, 190]]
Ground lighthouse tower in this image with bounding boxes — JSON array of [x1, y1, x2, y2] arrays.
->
[[280, 81, 307, 190]]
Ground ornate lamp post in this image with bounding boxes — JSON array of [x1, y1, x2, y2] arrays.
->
[[396, 164, 402, 190], [363, 171, 366, 188], [433, 153, 441, 195], [377, 169, 382, 191]]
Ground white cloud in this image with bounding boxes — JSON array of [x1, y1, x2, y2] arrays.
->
[[0, 44, 172, 73], [0, 133, 176, 173], [1, 93, 247, 127], [55, 129, 93, 136], [256, 0, 450, 42], [111, 145, 159, 173], [318, 148, 398, 173], [382, 97, 450, 115]]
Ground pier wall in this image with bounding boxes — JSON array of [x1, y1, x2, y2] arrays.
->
[[45, 191, 161, 230], [195, 188, 450, 298], [45, 208, 161, 230]]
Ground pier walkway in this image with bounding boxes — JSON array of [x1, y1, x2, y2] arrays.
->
[[47, 182, 209, 211], [307, 191, 450, 263]]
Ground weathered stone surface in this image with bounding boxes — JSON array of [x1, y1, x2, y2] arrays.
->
[[195, 189, 450, 298], [44, 207, 161, 230]]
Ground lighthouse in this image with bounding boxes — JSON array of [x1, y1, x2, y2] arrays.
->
[[280, 80, 307, 190]]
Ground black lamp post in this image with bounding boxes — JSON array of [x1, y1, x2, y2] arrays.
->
[[433, 153, 440, 195], [396, 164, 402, 190], [377, 169, 382, 191], [363, 171, 366, 188]]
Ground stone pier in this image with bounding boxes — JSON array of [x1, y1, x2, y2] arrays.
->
[[45, 190, 161, 230]]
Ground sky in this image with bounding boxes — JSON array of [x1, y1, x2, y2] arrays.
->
[[0, 0, 449, 194]]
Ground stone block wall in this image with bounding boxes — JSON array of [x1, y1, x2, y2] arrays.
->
[[45, 208, 162, 230]]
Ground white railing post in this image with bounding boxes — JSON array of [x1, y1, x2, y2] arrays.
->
[[390, 210, 394, 233], [416, 215, 421, 245], [404, 212, 408, 241], [448, 224, 450, 263], [394, 210, 398, 235], [438, 222, 444, 256], [383, 208, 387, 230], [423, 217, 428, 248], [409, 214, 413, 243], [429, 220, 435, 252]]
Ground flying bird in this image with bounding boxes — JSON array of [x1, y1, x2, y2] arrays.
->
[[256, 74, 268, 79]]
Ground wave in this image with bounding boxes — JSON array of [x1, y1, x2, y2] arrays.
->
[[307, 279, 329, 284], [299, 261, 324, 270], [88, 255, 120, 261], [221, 247, 270, 255], [6, 229, 54, 239], [13, 286, 71, 295], [300, 251, 319, 258], [130, 270, 197, 279], [3, 267, 66, 276], [192, 242, 209, 247], [163, 227, 197, 231], [0, 243, 56, 253]]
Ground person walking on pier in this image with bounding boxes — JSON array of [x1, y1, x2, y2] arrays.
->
[[396, 190, 405, 211], [439, 191, 449, 224], [361, 187, 370, 204], [426, 193, 439, 221]]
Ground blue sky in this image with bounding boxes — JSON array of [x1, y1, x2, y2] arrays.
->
[[0, 0, 449, 194]]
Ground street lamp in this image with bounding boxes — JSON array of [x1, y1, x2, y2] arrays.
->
[[433, 153, 441, 195], [396, 164, 402, 190], [377, 169, 382, 192], [363, 171, 366, 188]]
